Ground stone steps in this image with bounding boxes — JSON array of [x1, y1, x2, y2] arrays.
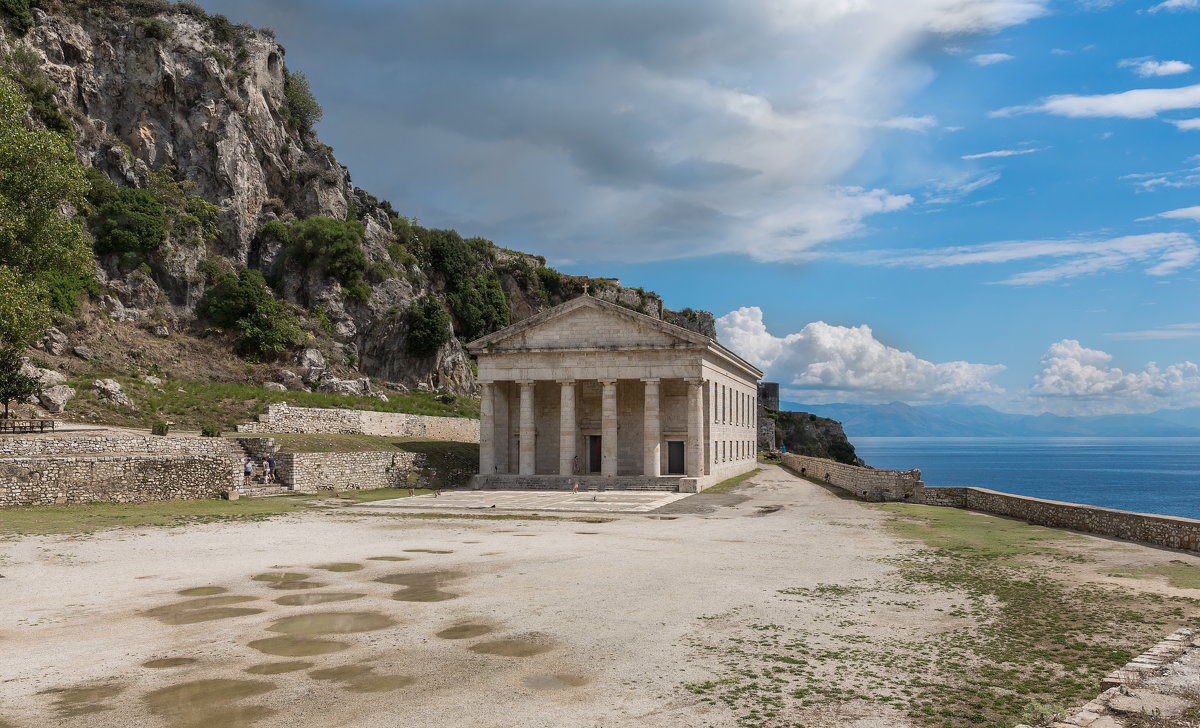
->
[[475, 475, 681, 492], [238, 485, 295, 498]]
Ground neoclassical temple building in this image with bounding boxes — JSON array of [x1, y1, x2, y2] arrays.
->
[[466, 296, 763, 492]]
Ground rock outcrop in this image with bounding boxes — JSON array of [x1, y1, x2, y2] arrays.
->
[[773, 410, 864, 467]]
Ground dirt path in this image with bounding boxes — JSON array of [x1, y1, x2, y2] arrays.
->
[[0, 465, 1194, 728]]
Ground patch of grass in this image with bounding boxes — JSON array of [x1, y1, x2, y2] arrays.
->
[[0, 495, 316, 536], [874, 502, 1083, 557], [348, 512, 615, 524], [707, 468, 762, 494], [1106, 560, 1200, 590]]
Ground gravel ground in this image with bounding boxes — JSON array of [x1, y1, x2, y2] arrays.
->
[[0, 464, 1186, 728]]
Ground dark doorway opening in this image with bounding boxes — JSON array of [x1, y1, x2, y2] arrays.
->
[[588, 435, 602, 473], [667, 441, 685, 475]]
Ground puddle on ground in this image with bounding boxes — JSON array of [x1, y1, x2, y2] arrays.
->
[[525, 673, 590, 689], [393, 586, 457, 602], [252, 572, 309, 583], [345, 674, 415, 693], [244, 661, 313, 675], [512, 534, 538, 537], [574, 532, 601, 535], [366, 556, 411, 561], [481, 552, 503, 556], [469, 639, 555, 658], [178, 587, 227, 597], [648, 516, 678, 520], [378, 570, 466, 602], [269, 581, 327, 591], [274, 592, 365, 606], [267, 612, 395, 635], [436, 622, 494, 640], [312, 563, 363, 572], [144, 596, 263, 625], [143, 658, 198, 669], [403, 549, 454, 554], [248, 636, 349, 657], [144, 679, 275, 728], [309, 665, 374, 681], [461, 541, 482, 544], [47, 684, 124, 717]]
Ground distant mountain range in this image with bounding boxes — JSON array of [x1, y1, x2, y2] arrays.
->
[[783, 402, 1200, 438]]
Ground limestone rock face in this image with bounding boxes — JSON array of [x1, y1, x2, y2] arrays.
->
[[20, 360, 66, 388], [263, 382, 288, 392], [91, 379, 133, 408], [39, 327, 69, 356], [38, 385, 76, 414]]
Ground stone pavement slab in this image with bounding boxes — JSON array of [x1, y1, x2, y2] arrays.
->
[[347, 489, 690, 514]]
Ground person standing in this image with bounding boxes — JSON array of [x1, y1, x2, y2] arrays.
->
[[266, 455, 277, 483], [242, 459, 253, 487]]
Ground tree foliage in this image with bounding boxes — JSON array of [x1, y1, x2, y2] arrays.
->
[[0, 77, 91, 346], [262, 216, 369, 303], [283, 69, 323, 133], [0, 346, 38, 417], [406, 296, 451, 358], [0, 0, 36, 37], [87, 170, 166, 255], [198, 269, 302, 357]]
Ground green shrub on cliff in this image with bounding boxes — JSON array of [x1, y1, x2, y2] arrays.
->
[[199, 269, 302, 357], [261, 216, 370, 303], [283, 69, 323, 133], [88, 172, 167, 255], [406, 296, 451, 358], [0, 0, 37, 36]]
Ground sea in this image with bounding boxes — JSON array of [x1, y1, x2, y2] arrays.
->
[[850, 437, 1200, 520]]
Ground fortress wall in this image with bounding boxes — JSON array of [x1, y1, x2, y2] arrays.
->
[[235, 403, 479, 443], [921, 486, 1200, 553], [276, 451, 421, 493], [781, 453, 923, 502], [0, 433, 239, 458], [0, 454, 239, 506]]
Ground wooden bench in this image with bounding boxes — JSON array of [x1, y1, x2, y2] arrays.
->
[[0, 419, 58, 434]]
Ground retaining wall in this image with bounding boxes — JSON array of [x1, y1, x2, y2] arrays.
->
[[921, 486, 1200, 552], [0, 454, 239, 506], [276, 451, 421, 494], [0, 433, 239, 458], [235, 403, 479, 442], [781, 453, 923, 502]]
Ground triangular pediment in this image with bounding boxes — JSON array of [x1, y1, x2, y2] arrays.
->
[[466, 296, 709, 352]]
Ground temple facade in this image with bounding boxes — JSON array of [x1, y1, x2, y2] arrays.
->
[[465, 296, 763, 492]]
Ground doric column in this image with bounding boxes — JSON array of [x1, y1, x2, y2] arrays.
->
[[600, 379, 618, 476], [558, 380, 577, 476], [479, 381, 495, 475], [686, 378, 705, 477], [642, 378, 661, 477], [518, 380, 536, 476]]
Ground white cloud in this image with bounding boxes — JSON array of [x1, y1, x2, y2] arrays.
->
[[961, 147, 1047, 159], [716, 307, 1005, 403], [1119, 57, 1193, 77], [1147, 0, 1200, 12], [836, 232, 1200, 284], [880, 115, 939, 131], [972, 52, 1015, 65], [927, 171, 1001, 204], [1106, 323, 1200, 340], [1031, 339, 1200, 414], [994, 83, 1200, 118], [1138, 204, 1200, 221], [1168, 118, 1200, 130]]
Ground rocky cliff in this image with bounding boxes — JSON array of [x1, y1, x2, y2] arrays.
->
[[1, 1, 714, 394], [772, 410, 864, 467]]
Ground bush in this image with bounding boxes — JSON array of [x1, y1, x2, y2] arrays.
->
[[283, 68, 322, 133], [406, 297, 450, 357], [200, 425, 222, 437], [133, 16, 173, 39], [0, 0, 35, 36], [39, 266, 99, 314], [198, 269, 302, 357], [87, 171, 167, 255], [151, 422, 170, 436], [261, 216, 369, 302]]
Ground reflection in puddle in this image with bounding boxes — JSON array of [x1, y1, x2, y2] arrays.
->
[[366, 556, 410, 561], [244, 661, 313, 675], [274, 592, 364, 606], [377, 570, 464, 603], [435, 622, 494, 640], [178, 587, 227, 597], [469, 639, 554, 657], [525, 673, 590, 689], [248, 636, 350, 657], [574, 532, 601, 535], [403, 549, 454, 554], [392, 586, 457, 602], [47, 684, 124, 717], [309, 665, 374, 681], [512, 534, 537, 537], [269, 581, 327, 591], [251, 572, 309, 583], [144, 596, 263, 625], [142, 658, 198, 669], [312, 563, 363, 572], [267, 612, 395, 635], [144, 679, 275, 728]]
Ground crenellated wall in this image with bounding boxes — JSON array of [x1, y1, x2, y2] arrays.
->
[[781, 454, 923, 502], [235, 403, 479, 442]]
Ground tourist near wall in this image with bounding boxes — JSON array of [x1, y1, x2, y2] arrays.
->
[[0, 455, 239, 506], [275, 452, 422, 493], [235, 403, 480, 442], [779, 453, 924, 502], [922, 486, 1200, 553]]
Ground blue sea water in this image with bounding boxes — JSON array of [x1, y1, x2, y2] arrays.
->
[[850, 437, 1200, 520]]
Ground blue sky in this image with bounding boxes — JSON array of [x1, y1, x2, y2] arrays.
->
[[200, 0, 1200, 416]]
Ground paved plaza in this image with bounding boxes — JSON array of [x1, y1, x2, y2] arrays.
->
[[352, 489, 690, 513]]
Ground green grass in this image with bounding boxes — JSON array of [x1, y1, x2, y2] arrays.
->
[[1106, 560, 1200, 590], [62, 375, 479, 430], [0, 495, 318, 536], [874, 502, 1084, 556], [706, 468, 762, 494]]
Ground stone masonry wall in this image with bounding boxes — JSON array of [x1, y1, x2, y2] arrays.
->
[[276, 451, 421, 493], [781, 453, 923, 502], [236, 403, 479, 442], [922, 486, 1200, 553], [0, 455, 239, 506], [0, 433, 239, 458]]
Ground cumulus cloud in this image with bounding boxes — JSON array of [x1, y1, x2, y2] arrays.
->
[[961, 147, 1047, 159], [1138, 204, 1200, 221], [1119, 57, 1193, 77], [972, 52, 1015, 65], [716, 307, 1005, 403], [1147, 0, 1200, 11], [1168, 118, 1200, 130], [835, 232, 1200, 284], [994, 83, 1200, 118], [197, 0, 1049, 263], [1032, 339, 1200, 414]]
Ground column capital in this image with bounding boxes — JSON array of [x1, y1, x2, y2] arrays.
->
[[685, 377, 705, 386], [556, 379, 577, 385], [640, 377, 661, 384], [516, 379, 535, 387], [598, 378, 618, 386]]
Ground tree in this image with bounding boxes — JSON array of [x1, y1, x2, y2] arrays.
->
[[0, 77, 91, 347], [0, 347, 38, 418], [283, 69, 323, 133], [198, 269, 302, 357], [406, 297, 451, 357]]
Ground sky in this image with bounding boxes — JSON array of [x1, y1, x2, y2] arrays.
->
[[198, 0, 1200, 416]]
